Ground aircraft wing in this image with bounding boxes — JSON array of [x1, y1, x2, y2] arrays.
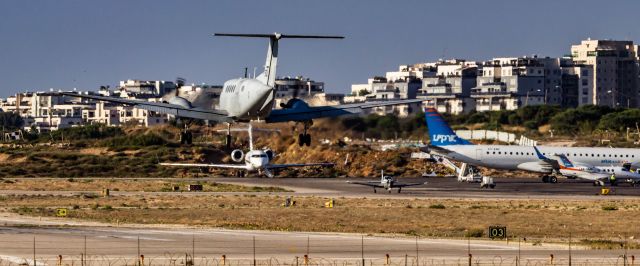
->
[[346, 181, 384, 188], [266, 162, 335, 169], [265, 99, 425, 123], [60, 92, 234, 123], [159, 162, 248, 169], [395, 182, 427, 187]]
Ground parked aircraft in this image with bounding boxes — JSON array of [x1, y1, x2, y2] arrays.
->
[[534, 146, 640, 186], [347, 170, 426, 193], [160, 124, 333, 177], [61, 33, 422, 147], [423, 107, 640, 183]]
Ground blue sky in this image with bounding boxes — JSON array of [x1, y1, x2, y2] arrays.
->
[[1, 0, 639, 96]]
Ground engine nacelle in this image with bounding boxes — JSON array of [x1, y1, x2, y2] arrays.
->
[[264, 149, 275, 161], [279, 98, 310, 110], [230, 149, 244, 163], [517, 162, 553, 173], [167, 96, 193, 108]]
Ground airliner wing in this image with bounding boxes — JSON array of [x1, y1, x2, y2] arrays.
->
[[347, 181, 384, 188], [266, 162, 335, 169], [159, 162, 248, 169], [60, 92, 234, 123], [265, 99, 424, 123]]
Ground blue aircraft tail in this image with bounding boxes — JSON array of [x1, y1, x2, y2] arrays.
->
[[424, 108, 472, 146]]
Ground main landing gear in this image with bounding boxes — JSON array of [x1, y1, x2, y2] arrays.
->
[[179, 124, 193, 145], [297, 121, 312, 147], [541, 175, 558, 183], [225, 123, 232, 151]]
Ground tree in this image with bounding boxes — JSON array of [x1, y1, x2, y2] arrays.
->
[[0, 112, 23, 130]]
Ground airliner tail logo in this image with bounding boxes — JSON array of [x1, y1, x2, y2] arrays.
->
[[433, 134, 458, 143]]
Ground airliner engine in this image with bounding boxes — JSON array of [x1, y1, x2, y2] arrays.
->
[[231, 149, 244, 163], [264, 149, 274, 161]]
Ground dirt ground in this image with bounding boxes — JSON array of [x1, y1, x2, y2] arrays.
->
[[3, 193, 640, 248]]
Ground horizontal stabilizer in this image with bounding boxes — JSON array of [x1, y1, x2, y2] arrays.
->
[[214, 33, 344, 39]]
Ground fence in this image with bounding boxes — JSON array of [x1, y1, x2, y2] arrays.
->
[[0, 255, 636, 266], [0, 235, 636, 266], [454, 130, 538, 146]]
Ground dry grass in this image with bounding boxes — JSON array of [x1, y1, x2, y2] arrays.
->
[[0, 178, 289, 192], [5, 194, 640, 244]]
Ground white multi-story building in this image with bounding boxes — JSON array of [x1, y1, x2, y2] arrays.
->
[[0, 89, 171, 132], [570, 39, 640, 107], [418, 59, 478, 114], [118, 79, 177, 96]]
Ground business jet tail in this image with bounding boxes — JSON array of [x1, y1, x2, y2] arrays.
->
[[424, 108, 472, 146]]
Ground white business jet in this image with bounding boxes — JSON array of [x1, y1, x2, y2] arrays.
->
[[160, 124, 334, 178], [62, 33, 423, 147]]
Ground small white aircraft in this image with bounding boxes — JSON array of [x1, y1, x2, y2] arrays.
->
[[347, 170, 426, 193], [535, 146, 640, 186], [62, 33, 423, 147], [160, 124, 334, 177]]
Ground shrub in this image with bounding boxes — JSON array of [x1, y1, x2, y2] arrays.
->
[[602, 206, 618, 211], [429, 204, 445, 209], [465, 228, 484, 238]]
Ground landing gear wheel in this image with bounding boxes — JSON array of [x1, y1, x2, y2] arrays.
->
[[304, 134, 311, 146], [297, 121, 313, 147], [549, 176, 558, 183], [489, 184, 496, 189], [542, 176, 549, 183], [226, 134, 232, 150], [186, 131, 193, 145]]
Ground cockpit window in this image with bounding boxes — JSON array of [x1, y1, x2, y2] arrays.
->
[[251, 154, 267, 158]]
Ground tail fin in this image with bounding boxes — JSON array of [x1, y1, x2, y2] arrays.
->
[[558, 155, 574, 168], [424, 108, 472, 146], [214, 33, 343, 87]]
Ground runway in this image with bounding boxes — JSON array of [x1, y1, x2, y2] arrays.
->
[[2, 176, 640, 200], [203, 176, 640, 200]]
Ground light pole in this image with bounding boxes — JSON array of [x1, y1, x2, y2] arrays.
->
[[607, 90, 616, 108]]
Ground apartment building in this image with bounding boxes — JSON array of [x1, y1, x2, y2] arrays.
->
[[571, 39, 640, 107]]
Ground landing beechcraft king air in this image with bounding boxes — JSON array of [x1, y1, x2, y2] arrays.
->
[[423, 108, 640, 185], [61, 33, 423, 147]]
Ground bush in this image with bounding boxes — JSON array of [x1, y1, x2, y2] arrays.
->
[[602, 206, 618, 211], [428, 204, 446, 209], [102, 133, 168, 148], [465, 228, 484, 238]]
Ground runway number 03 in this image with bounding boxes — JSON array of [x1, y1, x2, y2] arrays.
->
[[488, 226, 506, 239]]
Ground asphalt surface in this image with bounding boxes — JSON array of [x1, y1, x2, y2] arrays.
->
[[213, 176, 640, 200], [2, 176, 640, 200]]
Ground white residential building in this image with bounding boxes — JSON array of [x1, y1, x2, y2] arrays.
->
[[570, 39, 640, 107]]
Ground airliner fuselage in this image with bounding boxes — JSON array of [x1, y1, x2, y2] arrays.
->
[[438, 145, 640, 174]]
